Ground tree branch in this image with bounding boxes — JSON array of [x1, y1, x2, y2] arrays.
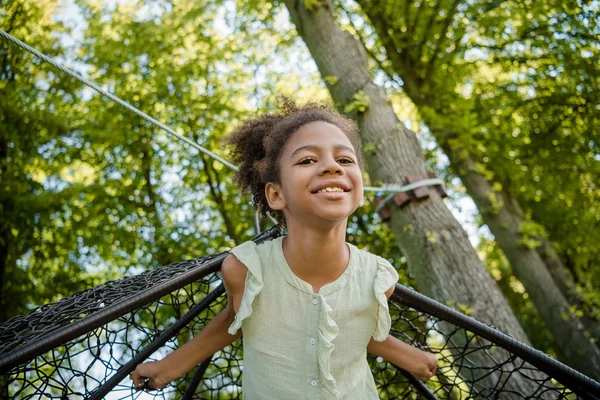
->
[[408, 0, 426, 40], [338, 2, 403, 89], [420, 0, 444, 50], [424, 0, 461, 82], [202, 155, 239, 244], [404, 0, 413, 37]]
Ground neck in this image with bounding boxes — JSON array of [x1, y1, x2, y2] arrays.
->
[[282, 220, 349, 285]]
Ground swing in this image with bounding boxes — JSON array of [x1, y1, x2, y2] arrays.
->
[[0, 29, 598, 399]]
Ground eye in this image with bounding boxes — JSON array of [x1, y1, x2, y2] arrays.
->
[[298, 158, 317, 165], [337, 157, 355, 164]]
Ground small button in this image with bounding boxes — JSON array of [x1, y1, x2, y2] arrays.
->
[[311, 380, 317, 387], [312, 298, 318, 305], [310, 338, 316, 345]]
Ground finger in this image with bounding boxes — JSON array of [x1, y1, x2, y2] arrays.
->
[[132, 375, 146, 391], [134, 377, 149, 392], [142, 377, 157, 392], [417, 371, 430, 381], [130, 368, 142, 383]]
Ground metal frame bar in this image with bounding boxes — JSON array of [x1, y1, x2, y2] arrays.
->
[[391, 285, 600, 399], [88, 285, 225, 399]]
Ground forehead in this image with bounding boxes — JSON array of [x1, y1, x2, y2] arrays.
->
[[283, 121, 355, 155]]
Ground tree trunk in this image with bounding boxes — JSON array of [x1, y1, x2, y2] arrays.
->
[[355, 2, 600, 377], [536, 240, 600, 340], [447, 149, 600, 377], [282, 0, 549, 393], [140, 129, 173, 267], [0, 201, 9, 323], [201, 154, 240, 245], [0, 128, 8, 322], [0, 29, 15, 324]]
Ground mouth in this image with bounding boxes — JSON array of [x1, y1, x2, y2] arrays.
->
[[312, 185, 350, 194]]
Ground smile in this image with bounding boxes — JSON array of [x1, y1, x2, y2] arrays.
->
[[316, 187, 347, 193]]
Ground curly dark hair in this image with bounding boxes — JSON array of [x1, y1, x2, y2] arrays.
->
[[224, 98, 363, 223]]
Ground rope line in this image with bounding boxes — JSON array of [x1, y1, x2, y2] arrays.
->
[[369, 178, 445, 213], [0, 29, 238, 172]]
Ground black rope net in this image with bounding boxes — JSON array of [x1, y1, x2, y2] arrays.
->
[[1, 227, 598, 399]]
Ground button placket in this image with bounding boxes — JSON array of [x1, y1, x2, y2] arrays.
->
[[307, 294, 320, 390]]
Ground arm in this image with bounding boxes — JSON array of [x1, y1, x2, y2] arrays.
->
[[130, 254, 247, 390], [366, 286, 438, 381], [367, 336, 437, 380]]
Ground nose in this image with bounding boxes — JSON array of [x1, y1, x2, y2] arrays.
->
[[319, 156, 343, 175]]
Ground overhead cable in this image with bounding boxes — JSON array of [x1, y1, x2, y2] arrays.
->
[[0, 29, 238, 172]]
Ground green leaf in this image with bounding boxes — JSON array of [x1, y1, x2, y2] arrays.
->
[[344, 90, 370, 113], [323, 75, 339, 86], [304, 0, 323, 11]]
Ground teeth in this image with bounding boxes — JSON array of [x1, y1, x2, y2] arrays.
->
[[317, 187, 344, 193]]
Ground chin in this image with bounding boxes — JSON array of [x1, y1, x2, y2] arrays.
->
[[315, 209, 354, 222]]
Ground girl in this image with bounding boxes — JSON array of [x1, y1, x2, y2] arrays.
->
[[131, 100, 438, 399]]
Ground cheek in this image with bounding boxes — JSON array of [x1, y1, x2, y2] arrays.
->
[[353, 174, 364, 202], [288, 167, 313, 185], [354, 191, 364, 205], [352, 169, 364, 187]]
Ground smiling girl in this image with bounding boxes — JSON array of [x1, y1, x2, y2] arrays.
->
[[131, 100, 438, 399]]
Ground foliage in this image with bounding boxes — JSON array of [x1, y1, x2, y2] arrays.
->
[[467, 0, 600, 316], [0, 0, 408, 324], [477, 236, 555, 354], [343, 0, 599, 352], [2, 0, 598, 373], [304, 0, 324, 12], [344, 89, 370, 113], [0, 0, 100, 319]]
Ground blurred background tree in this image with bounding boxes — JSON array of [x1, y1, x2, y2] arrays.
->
[[0, 0, 598, 377], [343, 0, 599, 362]]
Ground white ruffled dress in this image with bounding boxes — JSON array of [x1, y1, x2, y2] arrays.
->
[[227, 236, 399, 400]]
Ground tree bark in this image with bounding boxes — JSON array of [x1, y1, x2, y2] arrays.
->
[[536, 239, 600, 340], [0, 23, 16, 324], [282, 0, 551, 393], [0, 131, 9, 323], [356, 1, 600, 377], [140, 129, 173, 267], [446, 148, 600, 377], [201, 155, 240, 245]]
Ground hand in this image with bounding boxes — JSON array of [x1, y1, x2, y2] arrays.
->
[[130, 360, 172, 391], [411, 351, 438, 381]]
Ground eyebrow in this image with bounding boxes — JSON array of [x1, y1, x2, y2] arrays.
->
[[290, 144, 356, 158]]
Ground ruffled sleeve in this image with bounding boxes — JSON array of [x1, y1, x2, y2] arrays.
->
[[372, 257, 399, 341], [227, 241, 264, 335]]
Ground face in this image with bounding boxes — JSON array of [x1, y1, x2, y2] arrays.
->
[[265, 121, 364, 227]]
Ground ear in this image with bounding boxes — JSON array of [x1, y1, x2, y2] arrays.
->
[[359, 196, 365, 207], [265, 182, 286, 211]]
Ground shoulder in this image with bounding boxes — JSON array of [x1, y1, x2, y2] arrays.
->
[[352, 246, 397, 299], [221, 253, 248, 295], [224, 238, 278, 287], [351, 245, 385, 272], [374, 256, 398, 299], [384, 282, 395, 299]]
